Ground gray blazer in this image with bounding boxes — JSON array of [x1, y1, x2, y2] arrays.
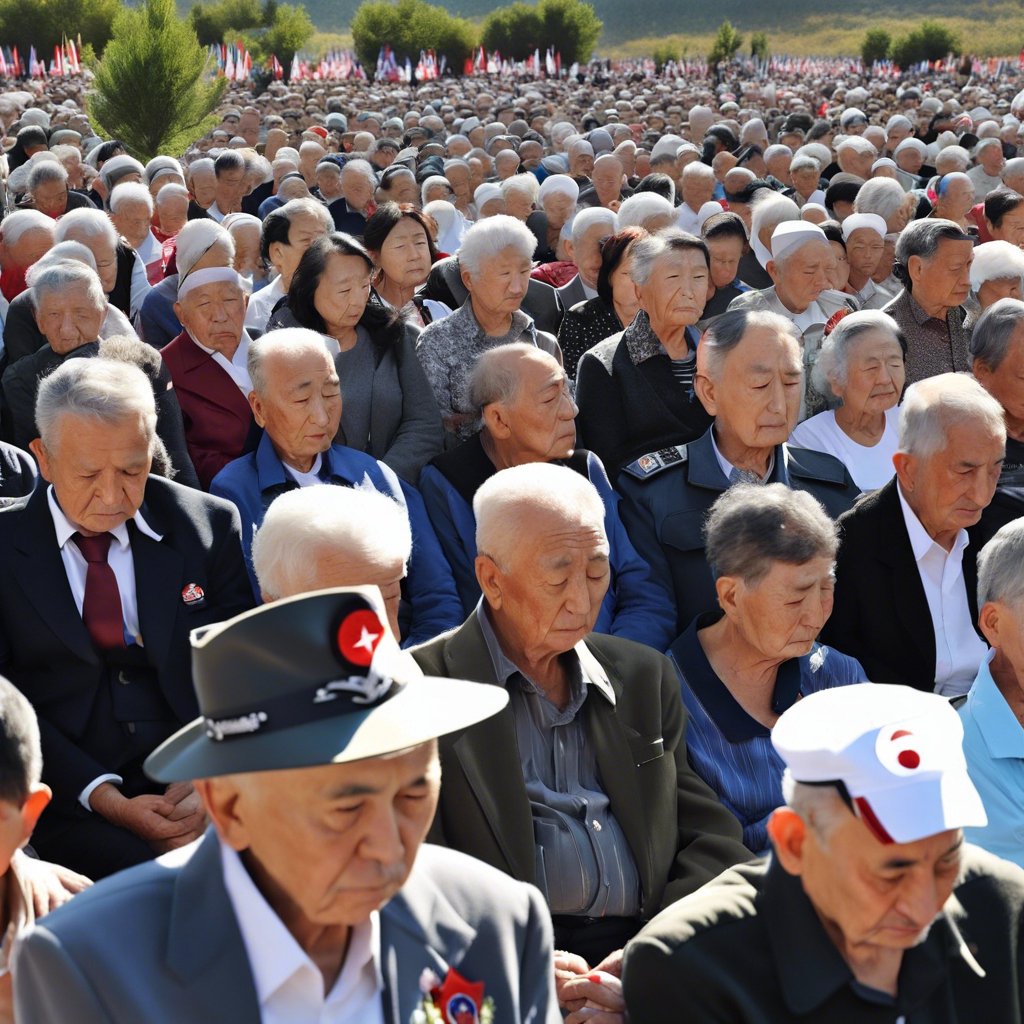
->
[[556, 274, 588, 313], [14, 832, 559, 1024]]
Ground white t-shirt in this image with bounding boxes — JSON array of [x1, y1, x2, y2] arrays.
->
[[789, 406, 900, 492]]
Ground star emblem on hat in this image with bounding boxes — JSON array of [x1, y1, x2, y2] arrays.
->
[[336, 609, 384, 666]]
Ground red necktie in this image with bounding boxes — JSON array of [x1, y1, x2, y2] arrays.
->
[[72, 532, 126, 651]]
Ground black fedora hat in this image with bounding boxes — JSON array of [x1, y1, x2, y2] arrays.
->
[[145, 588, 506, 783]]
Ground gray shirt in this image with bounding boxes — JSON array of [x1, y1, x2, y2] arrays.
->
[[478, 604, 641, 917], [335, 325, 377, 454]]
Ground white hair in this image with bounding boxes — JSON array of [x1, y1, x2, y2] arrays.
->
[[978, 518, 1024, 608], [459, 215, 536, 277], [682, 161, 715, 182], [109, 181, 154, 215], [813, 309, 904, 395], [935, 149, 971, 174], [29, 259, 105, 310], [187, 157, 215, 179], [248, 327, 333, 396], [420, 175, 451, 206], [26, 160, 67, 192], [28, 240, 97, 276], [783, 780, 848, 846], [899, 372, 1006, 458], [253, 484, 411, 601], [837, 136, 876, 155], [790, 155, 821, 174], [474, 462, 607, 569], [36, 357, 156, 452], [1, 208, 53, 247], [570, 206, 617, 248], [751, 192, 800, 245], [764, 144, 793, 163], [796, 143, 832, 168], [617, 192, 674, 229], [970, 240, 1024, 291], [174, 219, 234, 278], [500, 174, 540, 202], [342, 158, 378, 188], [853, 178, 907, 221], [538, 173, 580, 202], [155, 182, 190, 208], [53, 208, 116, 248]]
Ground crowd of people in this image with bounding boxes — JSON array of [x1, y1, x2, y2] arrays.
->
[[0, 50, 1021, 1022]]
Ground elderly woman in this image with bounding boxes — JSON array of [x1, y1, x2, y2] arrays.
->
[[819, 221, 851, 294], [500, 172, 540, 221], [985, 190, 1024, 248], [527, 173, 579, 263], [363, 202, 451, 326], [23, 160, 94, 219], [576, 229, 713, 477], [109, 182, 162, 284], [668, 483, 864, 854], [277, 232, 442, 483], [852, 177, 917, 235], [376, 165, 420, 207], [558, 227, 645, 377], [882, 219, 974, 387], [616, 192, 676, 233], [932, 172, 978, 232], [969, 242, 1024, 325], [789, 310, 905, 491], [415, 216, 561, 443], [699, 212, 750, 320]]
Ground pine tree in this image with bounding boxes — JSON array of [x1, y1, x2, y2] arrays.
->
[[89, 0, 226, 161]]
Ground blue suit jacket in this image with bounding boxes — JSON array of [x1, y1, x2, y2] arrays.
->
[[419, 438, 675, 649], [210, 433, 463, 646]]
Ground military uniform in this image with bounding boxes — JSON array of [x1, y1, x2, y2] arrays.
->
[[617, 428, 860, 635]]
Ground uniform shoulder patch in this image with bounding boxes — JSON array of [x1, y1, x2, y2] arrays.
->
[[622, 445, 689, 480]]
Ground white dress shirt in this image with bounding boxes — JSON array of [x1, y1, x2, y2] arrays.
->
[[220, 841, 385, 1024], [192, 330, 253, 394], [245, 275, 286, 332], [897, 485, 988, 697], [47, 486, 165, 808], [207, 202, 227, 223], [284, 453, 323, 488]]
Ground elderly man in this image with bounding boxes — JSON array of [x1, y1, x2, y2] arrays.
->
[[558, 206, 617, 311], [578, 153, 630, 210], [207, 151, 246, 222], [23, 161, 94, 219], [329, 159, 377, 236], [676, 162, 717, 235], [419, 343, 674, 648], [185, 158, 216, 218], [14, 588, 559, 1024], [413, 463, 751, 1010], [163, 265, 256, 488], [619, 309, 859, 634], [0, 358, 251, 878], [0, 261, 196, 487], [108, 182, 162, 284], [836, 136, 877, 181], [416, 215, 561, 442], [0, 210, 54, 307], [969, 137, 1007, 202], [152, 183, 189, 243], [623, 683, 1024, 1023], [210, 328, 462, 645], [824, 374, 1005, 696], [882, 220, 974, 387]]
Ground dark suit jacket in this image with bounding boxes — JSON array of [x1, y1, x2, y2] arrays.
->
[[555, 273, 588, 313], [0, 478, 253, 813], [422, 255, 564, 335], [15, 833, 560, 1024], [412, 612, 752, 920], [821, 478, 982, 692], [0, 440, 35, 501], [161, 330, 257, 489]]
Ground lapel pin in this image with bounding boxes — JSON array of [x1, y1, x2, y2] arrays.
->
[[181, 583, 205, 606]]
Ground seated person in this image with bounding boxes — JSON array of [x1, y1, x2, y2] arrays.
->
[[823, 373, 1006, 696], [419, 343, 675, 649], [699, 212, 751, 321], [623, 684, 1022, 1023], [0, 359, 252, 879], [619, 309, 859, 634], [670, 484, 864, 853], [162, 267, 257, 488], [413, 463, 751, 1001], [209, 328, 462, 646]]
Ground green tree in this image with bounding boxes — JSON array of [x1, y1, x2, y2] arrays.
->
[[90, 0, 226, 160], [750, 31, 768, 60], [708, 20, 742, 64], [351, 0, 476, 70], [189, 0, 262, 46], [652, 41, 680, 72], [890, 20, 960, 66], [0, 0, 120, 55], [481, 3, 543, 59], [241, 2, 313, 66], [480, 0, 600, 64], [861, 28, 891, 65]]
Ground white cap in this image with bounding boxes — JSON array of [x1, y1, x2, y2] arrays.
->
[[894, 137, 928, 157], [871, 157, 898, 172], [770, 221, 828, 259], [772, 683, 987, 845], [177, 266, 242, 301], [841, 213, 887, 241], [474, 183, 502, 208]]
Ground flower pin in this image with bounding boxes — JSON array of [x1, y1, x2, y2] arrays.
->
[[411, 966, 495, 1024]]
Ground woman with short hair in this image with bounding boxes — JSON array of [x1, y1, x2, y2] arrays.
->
[[985, 190, 1024, 249]]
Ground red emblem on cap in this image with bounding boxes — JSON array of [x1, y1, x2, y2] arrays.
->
[[336, 609, 383, 666], [181, 583, 205, 605], [890, 729, 921, 769]]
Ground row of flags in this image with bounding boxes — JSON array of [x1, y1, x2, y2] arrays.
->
[[461, 46, 562, 77], [0, 37, 82, 78]]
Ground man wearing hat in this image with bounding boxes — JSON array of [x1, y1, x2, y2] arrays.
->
[[622, 683, 1024, 1022], [14, 588, 560, 1024], [842, 213, 890, 309]]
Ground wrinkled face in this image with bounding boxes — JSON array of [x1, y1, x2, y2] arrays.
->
[[938, 178, 976, 219], [313, 252, 373, 335], [34, 281, 105, 354], [445, 165, 470, 200], [32, 178, 69, 218], [980, 144, 1006, 176], [424, 181, 452, 204], [874, 237, 898, 283], [466, 248, 531, 318], [270, 211, 328, 284], [375, 217, 432, 290], [846, 228, 885, 278], [911, 238, 973, 312], [827, 240, 850, 292], [590, 159, 622, 203], [771, 240, 832, 313], [574, 223, 610, 290], [496, 354, 577, 462], [887, 123, 911, 150], [896, 148, 924, 175], [65, 229, 117, 294], [975, 326, 1024, 428], [569, 146, 594, 178], [214, 743, 441, 930], [33, 413, 152, 535], [833, 330, 905, 416], [843, 148, 875, 180], [158, 196, 189, 236], [215, 165, 246, 208], [385, 174, 420, 206], [699, 325, 803, 447], [796, 817, 962, 957], [251, 348, 342, 467], [637, 247, 709, 328], [706, 235, 745, 289], [727, 555, 836, 660], [682, 171, 715, 210], [316, 167, 343, 200], [111, 199, 152, 249], [991, 205, 1024, 249], [542, 191, 576, 230], [175, 281, 246, 353], [8, 226, 53, 269], [342, 169, 374, 212], [886, 194, 917, 234], [979, 276, 1024, 310], [503, 188, 534, 220]]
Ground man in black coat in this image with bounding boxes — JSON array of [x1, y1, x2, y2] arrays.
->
[[0, 358, 252, 878]]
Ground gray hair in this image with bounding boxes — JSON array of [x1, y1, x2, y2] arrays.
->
[[978, 518, 1024, 608], [853, 178, 906, 221], [894, 218, 971, 273], [813, 310, 905, 395], [700, 308, 800, 382], [187, 157, 215, 179], [899, 372, 1006, 458], [1, 208, 54, 247], [341, 158, 378, 188], [53, 208, 117, 248], [971, 297, 1024, 370], [616, 192, 674, 230], [782, 780, 849, 846], [750, 192, 800, 249], [420, 175, 451, 206], [970, 240, 1024, 291], [570, 206, 617, 248], [29, 260, 105, 311], [175, 219, 234, 278], [277, 195, 332, 232], [29, 240, 97, 275], [248, 327, 333, 397], [935, 149, 971, 174], [253, 484, 411, 601], [501, 174, 540, 202], [704, 483, 837, 584], [790, 154, 820, 174], [629, 228, 708, 286], [155, 182, 190, 208], [109, 181, 154, 215], [469, 342, 558, 411], [682, 161, 715, 182], [36, 357, 156, 452], [459, 214, 536, 277], [474, 462, 607, 570], [27, 160, 67, 192]]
